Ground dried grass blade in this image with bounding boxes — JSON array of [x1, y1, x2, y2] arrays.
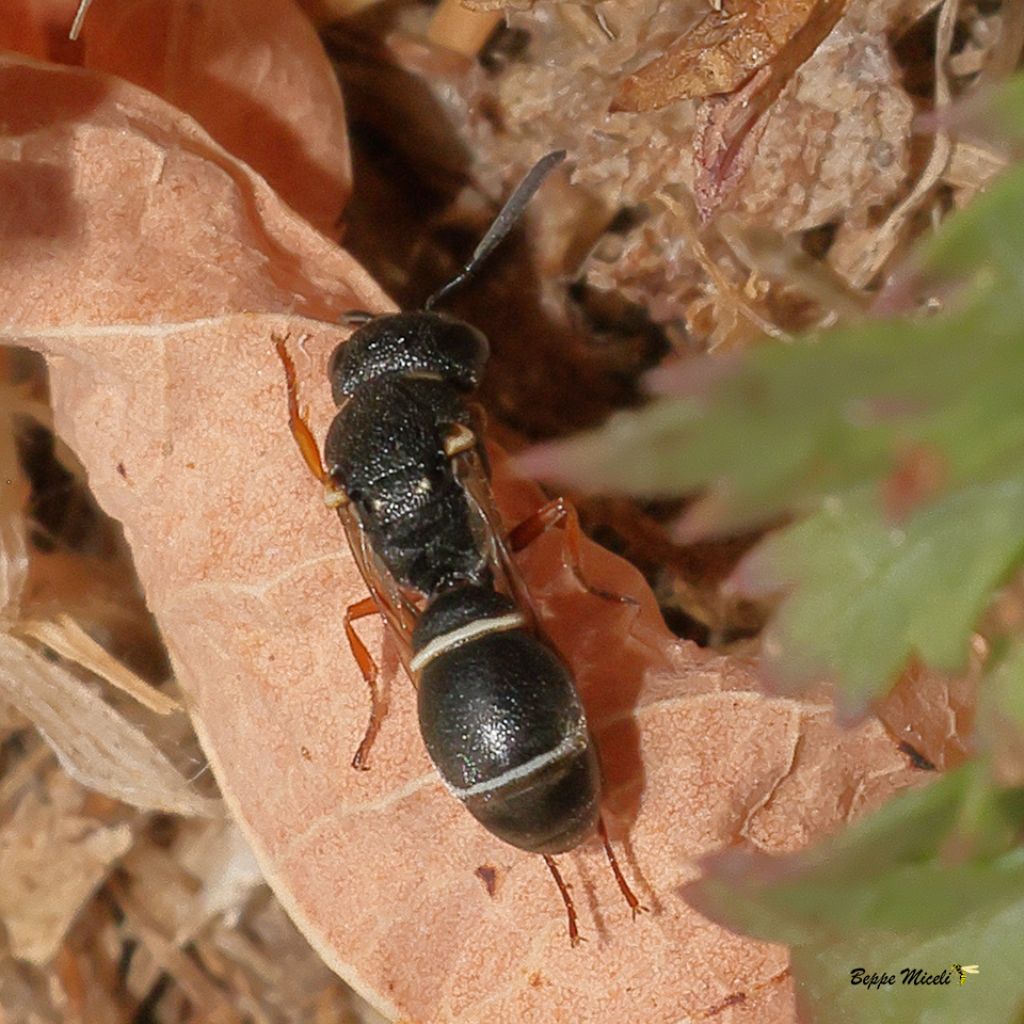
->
[[18, 614, 181, 716]]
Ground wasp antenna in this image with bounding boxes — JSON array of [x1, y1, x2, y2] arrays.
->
[[424, 149, 567, 311]]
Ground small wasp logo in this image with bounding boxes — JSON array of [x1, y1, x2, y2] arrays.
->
[[951, 964, 980, 986]]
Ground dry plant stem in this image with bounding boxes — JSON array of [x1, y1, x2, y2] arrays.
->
[[69, 0, 94, 41], [108, 878, 241, 1020], [855, 0, 958, 289], [717, 216, 869, 322], [427, 0, 503, 58], [656, 189, 788, 345]]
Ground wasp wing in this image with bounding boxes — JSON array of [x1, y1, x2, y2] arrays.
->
[[335, 502, 421, 681], [450, 443, 541, 632]]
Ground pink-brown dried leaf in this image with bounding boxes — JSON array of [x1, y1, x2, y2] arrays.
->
[[0, 53, 923, 1023], [2, 0, 351, 235], [877, 646, 983, 773]]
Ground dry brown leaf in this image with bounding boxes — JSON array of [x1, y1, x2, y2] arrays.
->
[[2, 0, 351, 236], [0, 626, 216, 811], [0, 50, 926, 1023], [0, 771, 132, 965], [0, 632, 219, 815], [691, 1, 911, 225], [613, 0, 847, 112], [876, 639, 985, 773]]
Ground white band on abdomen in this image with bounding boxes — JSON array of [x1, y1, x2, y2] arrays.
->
[[445, 723, 588, 800], [410, 611, 527, 674]]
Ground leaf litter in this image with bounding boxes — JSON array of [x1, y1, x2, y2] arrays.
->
[[0, 0, 1000, 1021]]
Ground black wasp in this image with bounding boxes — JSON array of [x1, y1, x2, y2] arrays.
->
[[276, 151, 643, 944]]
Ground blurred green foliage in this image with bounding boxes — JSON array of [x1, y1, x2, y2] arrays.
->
[[522, 74, 1024, 1024], [688, 766, 1024, 1024]]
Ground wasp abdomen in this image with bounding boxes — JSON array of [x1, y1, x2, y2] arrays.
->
[[413, 586, 602, 855]]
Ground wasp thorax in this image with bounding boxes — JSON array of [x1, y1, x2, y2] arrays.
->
[[329, 311, 489, 404]]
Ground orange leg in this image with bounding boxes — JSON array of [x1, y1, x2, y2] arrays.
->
[[274, 334, 328, 484], [275, 333, 347, 509], [276, 337, 387, 767], [543, 855, 582, 947], [597, 815, 647, 920], [344, 595, 390, 771], [508, 497, 637, 607]]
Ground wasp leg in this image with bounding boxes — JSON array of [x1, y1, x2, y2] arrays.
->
[[543, 855, 582, 947], [276, 337, 396, 766], [344, 595, 390, 771], [508, 497, 638, 607], [274, 335, 328, 481], [597, 815, 647, 920]]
